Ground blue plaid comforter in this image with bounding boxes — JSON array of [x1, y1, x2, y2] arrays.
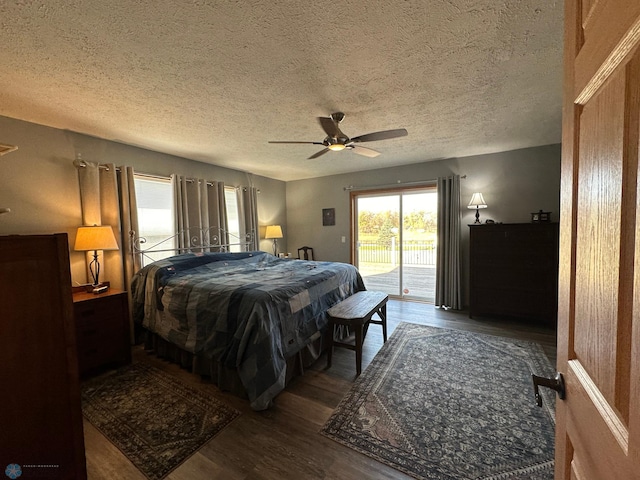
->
[[131, 251, 364, 409]]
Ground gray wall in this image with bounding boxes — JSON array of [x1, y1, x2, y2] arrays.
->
[[286, 144, 561, 306], [0, 115, 287, 285], [0, 114, 560, 306]]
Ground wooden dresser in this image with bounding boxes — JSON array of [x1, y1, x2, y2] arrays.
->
[[469, 223, 559, 325], [73, 288, 131, 377], [0, 234, 87, 478]]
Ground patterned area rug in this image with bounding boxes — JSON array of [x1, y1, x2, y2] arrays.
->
[[321, 322, 556, 480], [82, 362, 240, 480]]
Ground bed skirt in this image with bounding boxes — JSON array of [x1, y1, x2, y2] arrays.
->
[[142, 329, 327, 401]]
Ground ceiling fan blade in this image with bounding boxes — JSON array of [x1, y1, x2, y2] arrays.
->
[[308, 148, 330, 159], [268, 141, 324, 144], [318, 117, 342, 138], [350, 128, 408, 143], [351, 145, 381, 158]]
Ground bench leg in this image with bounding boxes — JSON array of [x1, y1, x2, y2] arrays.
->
[[326, 321, 334, 369], [380, 304, 388, 342], [355, 323, 364, 376]]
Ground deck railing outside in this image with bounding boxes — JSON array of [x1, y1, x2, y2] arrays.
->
[[358, 239, 436, 266]]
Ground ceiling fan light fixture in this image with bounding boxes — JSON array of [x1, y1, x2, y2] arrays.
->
[[268, 112, 407, 160]]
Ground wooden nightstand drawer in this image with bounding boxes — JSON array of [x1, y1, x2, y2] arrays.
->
[[77, 340, 122, 372], [73, 289, 131, 376], [74, 295, 124, 323]]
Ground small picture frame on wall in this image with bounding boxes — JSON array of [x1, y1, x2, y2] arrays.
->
[[531, 210, 551, 223], [323, 208, 335, 226]]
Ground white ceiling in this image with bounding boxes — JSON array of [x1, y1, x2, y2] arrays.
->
[[0, 1, 563, 182]]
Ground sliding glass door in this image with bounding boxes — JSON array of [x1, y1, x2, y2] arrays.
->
[[352, 187, 437, 302]]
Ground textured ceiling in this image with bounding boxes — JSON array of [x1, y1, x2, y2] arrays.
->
[[0, 1, 563, 181]]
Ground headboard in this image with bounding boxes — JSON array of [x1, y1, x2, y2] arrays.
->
[[130, 227, 256, 266]]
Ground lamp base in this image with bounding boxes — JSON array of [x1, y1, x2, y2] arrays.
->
[[474, 207, 481, 224], [88, 251, 101, 286]]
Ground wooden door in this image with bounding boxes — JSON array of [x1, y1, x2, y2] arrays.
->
[[557, 1, 640, 478]]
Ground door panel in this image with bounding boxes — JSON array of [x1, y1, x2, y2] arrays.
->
[[574, 3, 640, 102], [400, 191, 437, 301], [558, 1, 640, 478], [574, 70, 625, 408], [354, 194, 401, 297]]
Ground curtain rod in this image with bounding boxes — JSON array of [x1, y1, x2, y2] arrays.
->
[[184, 178, 258, 192], [343, 175, 466, 191], [74, 160, 165, 181], [74, 159, 120, 172], [73, 160, 258, 192]]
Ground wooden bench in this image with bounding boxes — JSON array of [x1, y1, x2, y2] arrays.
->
[[326, 290, 389, 376]]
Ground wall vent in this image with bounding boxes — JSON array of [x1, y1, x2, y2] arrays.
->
[[0, 143, 18, 156]]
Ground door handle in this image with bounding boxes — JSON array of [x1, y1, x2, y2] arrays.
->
[[531, 372, 566, 407]]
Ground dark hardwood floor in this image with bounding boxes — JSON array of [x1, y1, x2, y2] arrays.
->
[[83, 299, 557, 480]]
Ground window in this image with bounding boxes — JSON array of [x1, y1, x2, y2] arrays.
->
[[224, 186, 242, 252], [134, 175, 175, 263]]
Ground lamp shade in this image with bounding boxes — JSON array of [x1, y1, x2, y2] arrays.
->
[[265, 225, 283, 239], [467, 192, 488, 209], [74, 225, 119, 251]]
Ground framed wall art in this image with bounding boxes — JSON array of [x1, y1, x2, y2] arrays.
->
[[322, 208, 335, 226]]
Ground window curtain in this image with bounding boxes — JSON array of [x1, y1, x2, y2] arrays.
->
[[239, 186, 259, 250], [435, 174, 462, 310], [173, 175, 229, 251], [74, 160, 141, 340]]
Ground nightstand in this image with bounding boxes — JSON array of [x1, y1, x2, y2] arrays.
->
[[72, 288, 131, 377]]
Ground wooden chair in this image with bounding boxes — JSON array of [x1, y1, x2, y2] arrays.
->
[[297, 246, 315, 260]]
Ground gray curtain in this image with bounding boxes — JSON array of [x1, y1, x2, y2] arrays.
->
[[435, 175, 462, 310], [239, 186, 259, 250], [75, 160, 140, 339], [173, 175, 229, 251]]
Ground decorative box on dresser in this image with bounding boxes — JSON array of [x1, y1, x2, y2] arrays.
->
[[469, 223, 559, 325], [73, 288, 131, 377], [0, 234, 87, 479]]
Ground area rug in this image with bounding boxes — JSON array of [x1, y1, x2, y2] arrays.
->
[[82, 362, 240, 480], [320, 322, 556, 480]]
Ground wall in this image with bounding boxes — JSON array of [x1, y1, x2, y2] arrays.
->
[[0, 115, 287, 285], [0, 114, 560, 305], [286, 144, 561, 306]]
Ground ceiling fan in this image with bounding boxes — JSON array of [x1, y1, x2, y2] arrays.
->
[[268, 112, 408, 159]]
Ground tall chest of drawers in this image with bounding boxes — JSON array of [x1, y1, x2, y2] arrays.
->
[[469, 223, 559, 325], [1, 234, 87, 478]]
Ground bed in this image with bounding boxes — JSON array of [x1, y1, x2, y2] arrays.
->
[[131, 250, 365, 410]]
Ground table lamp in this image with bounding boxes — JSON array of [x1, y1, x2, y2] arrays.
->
[[265, 225, 283, 256], [74, 225, 119, 286], [467, 193, 488, 224]]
